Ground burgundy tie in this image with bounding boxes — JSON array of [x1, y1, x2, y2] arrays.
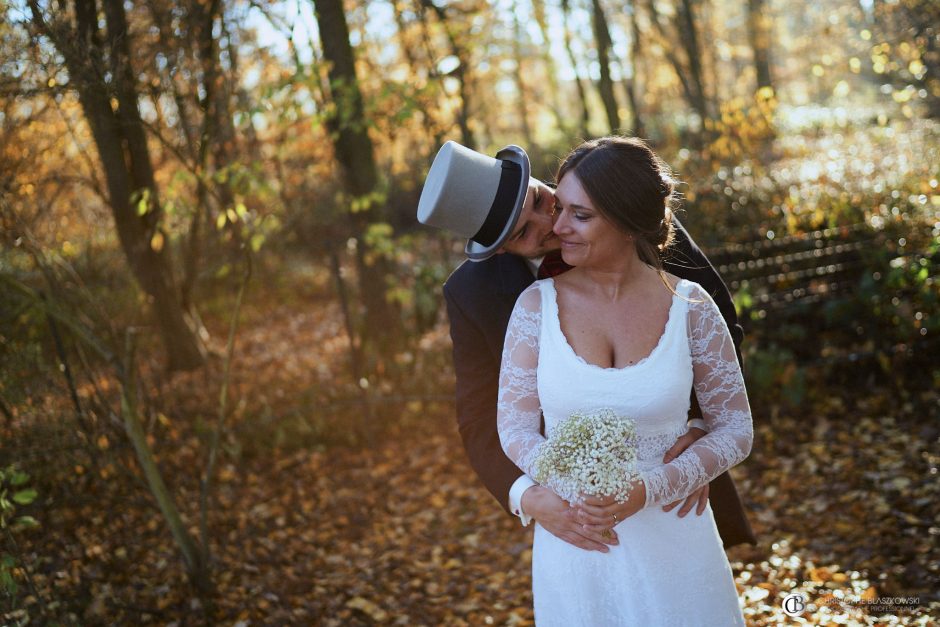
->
[[537, 250, 573, 279]]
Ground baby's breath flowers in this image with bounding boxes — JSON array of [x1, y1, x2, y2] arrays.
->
[[532, 408, 639, 504]]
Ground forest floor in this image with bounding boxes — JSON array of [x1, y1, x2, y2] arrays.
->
[[3, 275, 939, 626]]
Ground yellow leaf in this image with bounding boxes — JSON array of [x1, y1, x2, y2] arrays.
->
[[346, 597, 388, 622], [809, 566, 833, 583], [150, 231, 164, 252]]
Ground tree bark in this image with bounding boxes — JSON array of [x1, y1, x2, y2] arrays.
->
[[561, 0, 592, 138], [120, 332, 210, 594], [417, 0, 476, 149], [512, 3, 534, 147], [676, 0, 711, 124], [591, 0, 621, 133], [644, 0, 712, 133], [747, 0, 774, 91], [312, 0, 402, 367], [624, 2, 645, 136], [28, 0, 205, 371], [531, 0, 570, 136]]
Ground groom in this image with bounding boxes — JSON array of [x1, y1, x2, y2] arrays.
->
[[418, 141, 755, 551]]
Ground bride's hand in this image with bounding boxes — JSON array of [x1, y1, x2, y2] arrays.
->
[[576, 480, 646, 531], [523, 486, 618, 552]]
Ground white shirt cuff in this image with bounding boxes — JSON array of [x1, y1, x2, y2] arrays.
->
[[508, 475, 537, 527], [687, 418, 707, 432]]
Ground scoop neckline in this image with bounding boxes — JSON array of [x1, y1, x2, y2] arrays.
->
[[544, 277, 685, 372]]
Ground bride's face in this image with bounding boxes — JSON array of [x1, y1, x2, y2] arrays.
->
[[553, 172, 633, 268]]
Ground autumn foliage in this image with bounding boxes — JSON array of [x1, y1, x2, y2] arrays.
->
[[1, 0, 938, 624]]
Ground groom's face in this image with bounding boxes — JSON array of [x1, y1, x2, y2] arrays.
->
[[498, 179, 561, 259]]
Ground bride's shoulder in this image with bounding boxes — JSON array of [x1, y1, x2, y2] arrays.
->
[[667, 276, 715, 311], [676, 280, 721, 316], [661, 271, 682, 290], [664, 273, 702, 294], [515, 281, 546, 311], [661, 271, 695, 298], [549, 269, 582, 292]]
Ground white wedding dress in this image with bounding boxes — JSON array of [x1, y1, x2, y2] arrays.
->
[[498, 278, 751, 626]]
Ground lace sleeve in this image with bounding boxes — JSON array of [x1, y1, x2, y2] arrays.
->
[[641, 283, 754, 507], [497, 285, 548, 482]]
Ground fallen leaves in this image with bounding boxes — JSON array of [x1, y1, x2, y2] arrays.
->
[[346, 596, 389, 622], [3, 285, 938, 625]]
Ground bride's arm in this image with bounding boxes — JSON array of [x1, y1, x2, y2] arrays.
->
[[640, 283, 754, 507], [497, 286, 548, 480]]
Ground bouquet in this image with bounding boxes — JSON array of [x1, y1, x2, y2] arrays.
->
[[532, 408, 639, 504]]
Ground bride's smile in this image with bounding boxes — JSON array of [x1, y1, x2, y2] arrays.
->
[[552, 172, 636, 272]]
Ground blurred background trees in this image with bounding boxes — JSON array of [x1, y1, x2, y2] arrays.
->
[[3, 0, 934, 374], [0, 0, 937, 621]]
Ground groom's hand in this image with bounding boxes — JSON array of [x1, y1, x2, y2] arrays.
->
[[661, 427, 709, 517], [521, 486, 616, 553]]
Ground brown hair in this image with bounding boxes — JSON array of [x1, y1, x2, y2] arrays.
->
[[555, 136, 677, 271]]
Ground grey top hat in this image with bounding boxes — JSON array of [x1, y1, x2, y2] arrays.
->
[[417, 141, 531, 261]]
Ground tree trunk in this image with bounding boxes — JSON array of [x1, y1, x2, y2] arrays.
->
[[29, 0, 205, 371], [644, 0, 711, 136], [624, 2, 645, 136], [676, 0, 711, 125], [747, 0, 774, 91], [591, 0, 621, 133], [312, 0, 377, 196], [312, 0, 402, 367], [417, 0, 476, 149], [512, 3, 534, 147], [120, 333, 210, 594], [561, 0, 592, 138], [531, 0, 570, 136]]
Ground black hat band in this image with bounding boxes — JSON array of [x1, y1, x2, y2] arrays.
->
[[471, 160, 522, 247]]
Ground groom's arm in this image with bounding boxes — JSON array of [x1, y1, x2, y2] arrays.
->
[[445, 278, 617, 551], [666, 218, 744, 366], [443, 281, 526, 514]]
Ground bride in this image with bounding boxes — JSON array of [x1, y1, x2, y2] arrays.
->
[[497, 136, 752, 626]]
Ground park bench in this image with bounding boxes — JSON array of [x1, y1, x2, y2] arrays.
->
[[703, 221, 936, 375], [704, 222, 879, 320]]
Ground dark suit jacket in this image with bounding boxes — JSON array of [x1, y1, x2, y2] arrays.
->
[[443, 218, 756, 548]]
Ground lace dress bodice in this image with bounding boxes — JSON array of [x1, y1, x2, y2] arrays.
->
[[497, 278, 753, 507]]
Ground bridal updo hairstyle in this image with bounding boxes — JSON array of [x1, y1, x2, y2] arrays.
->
[[555, 136, 677, 272]]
